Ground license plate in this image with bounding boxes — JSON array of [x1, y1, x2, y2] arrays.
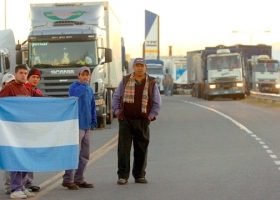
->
[[96, 107, 99, 111], [264, 87, 270, 90]]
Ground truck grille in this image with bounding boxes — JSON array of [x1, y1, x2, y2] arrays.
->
[[37, 73, 78, 97]]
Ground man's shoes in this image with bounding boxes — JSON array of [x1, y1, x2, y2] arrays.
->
[[10, 190, 27, 199], [5, 189, 11, 195], [23, 189, 35, 197], [117, 178, 127, 185], [26, 185, 40, 192], [135, 178, 148, 184], [62, 182, 79, 190], [74, 182, 94, 188]]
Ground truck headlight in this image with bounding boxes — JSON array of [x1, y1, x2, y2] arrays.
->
[[236, 83, 243, 87], [209, 84, 216, 89], [275, 84, 280, 88], [95, 99, 104, 105]]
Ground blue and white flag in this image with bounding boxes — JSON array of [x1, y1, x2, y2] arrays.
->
[[0, 97, 79, 172]]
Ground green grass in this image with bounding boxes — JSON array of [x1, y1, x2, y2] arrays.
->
[[242, 96, 280, 110]]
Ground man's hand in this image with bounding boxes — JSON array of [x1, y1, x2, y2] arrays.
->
[[147, 116, 152, 121]]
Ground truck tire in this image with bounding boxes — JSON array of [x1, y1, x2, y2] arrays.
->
[[197, 84, 201, 98], [206, 94, 212, 101], [106, 90, 113, 124]]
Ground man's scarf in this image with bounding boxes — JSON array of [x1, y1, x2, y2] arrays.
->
[[123, 73, 149, 113]]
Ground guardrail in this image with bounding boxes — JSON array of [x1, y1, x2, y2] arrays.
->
[[249, 91, 280, 103]]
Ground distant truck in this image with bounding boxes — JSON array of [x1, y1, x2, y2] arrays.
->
[[187, 46, 246, 100], [0, 29, 16, 89], [163, 57, 192, 94], [246, 55, 279, 94], [16, 2, 123, 127], [145, 59, 166, 93], [227, 44, 274, 95]]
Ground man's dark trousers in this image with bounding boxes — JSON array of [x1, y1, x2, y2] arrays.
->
[[117, 118, 150, 180]]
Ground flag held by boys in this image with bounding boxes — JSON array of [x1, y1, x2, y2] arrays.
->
[[0, 97, 79, 172]]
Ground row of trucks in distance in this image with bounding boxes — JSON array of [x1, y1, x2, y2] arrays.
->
[[233, 44, 280, 94], [145, 57, 192, 94], [15, 1, 127, 128], [0, 29, 16, 90], [187, 44, 280, 101]]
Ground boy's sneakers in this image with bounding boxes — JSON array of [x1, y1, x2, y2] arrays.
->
[[23, 189, 35, 197], [10, 190, 27, 199], [5, 189, 11, 194]]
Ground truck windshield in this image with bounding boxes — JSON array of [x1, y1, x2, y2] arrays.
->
[[28, 41, 98, 67], [146, 68, 164, 75], [207, 55, 241, 70], [256, 63, 278, 72]]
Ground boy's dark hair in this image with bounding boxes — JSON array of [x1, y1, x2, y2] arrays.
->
[[15, 64, 28, 73]]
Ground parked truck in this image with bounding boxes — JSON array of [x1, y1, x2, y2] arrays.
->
[[187, 46, 246, 100], [161, 56, 192, 94], [16, 2, 123, 127], [246, 55, 279, 94], [228, 44, 275, 95], [145, 59, 166, 93], [0, 29, 16, 89]]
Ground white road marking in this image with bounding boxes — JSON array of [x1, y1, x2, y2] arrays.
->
[[274, 161, 280, 165], [181, 100, 280, 170]]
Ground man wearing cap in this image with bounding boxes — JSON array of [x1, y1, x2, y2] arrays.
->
[[24, 68, 43, 96], [1, 73, 15, 90], [2, 70, 42, 195], [0, 64, 43, 199], [23, 68, 42, 192], [62, 66, 97, 190], [1, 73, 15, 195], [112, 58, 162, 185]]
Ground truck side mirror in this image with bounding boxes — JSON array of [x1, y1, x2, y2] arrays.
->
[[105, 48, 112, 63], [4, 57, 10, 71], [15, 44, 21, 51], [16, 51, 23, 65]]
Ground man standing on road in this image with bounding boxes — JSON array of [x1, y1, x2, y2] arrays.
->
[[162, 75, 169, 96], [112, 58, 162, 185], [62, 66, 97, 190], [0, 64, 43, 199], [168, 74, 174, 96], [2, 71, 41, 195], [1, 73, 15, 195]]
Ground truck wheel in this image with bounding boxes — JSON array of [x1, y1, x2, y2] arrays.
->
[[106, 90, 113, 124], [206, 94, 212, 101], [197, 85, 201, 98], [97, 117, 106, 129]]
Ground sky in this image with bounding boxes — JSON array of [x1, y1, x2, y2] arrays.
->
[[1, 0, 280, 58]]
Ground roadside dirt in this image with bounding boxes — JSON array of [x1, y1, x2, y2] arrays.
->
[[241, 96, 280, 110]]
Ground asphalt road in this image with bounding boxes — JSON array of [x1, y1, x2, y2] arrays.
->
[[1, 95, 280, 200]]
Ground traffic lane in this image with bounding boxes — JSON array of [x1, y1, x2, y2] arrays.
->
[[36, 96, 280, 200], [182, 95, 280, 160], [2, 96, 280, 200], [151, 97, 280, 200]]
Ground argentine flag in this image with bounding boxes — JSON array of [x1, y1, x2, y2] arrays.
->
[[0, 97, 79, 172]]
